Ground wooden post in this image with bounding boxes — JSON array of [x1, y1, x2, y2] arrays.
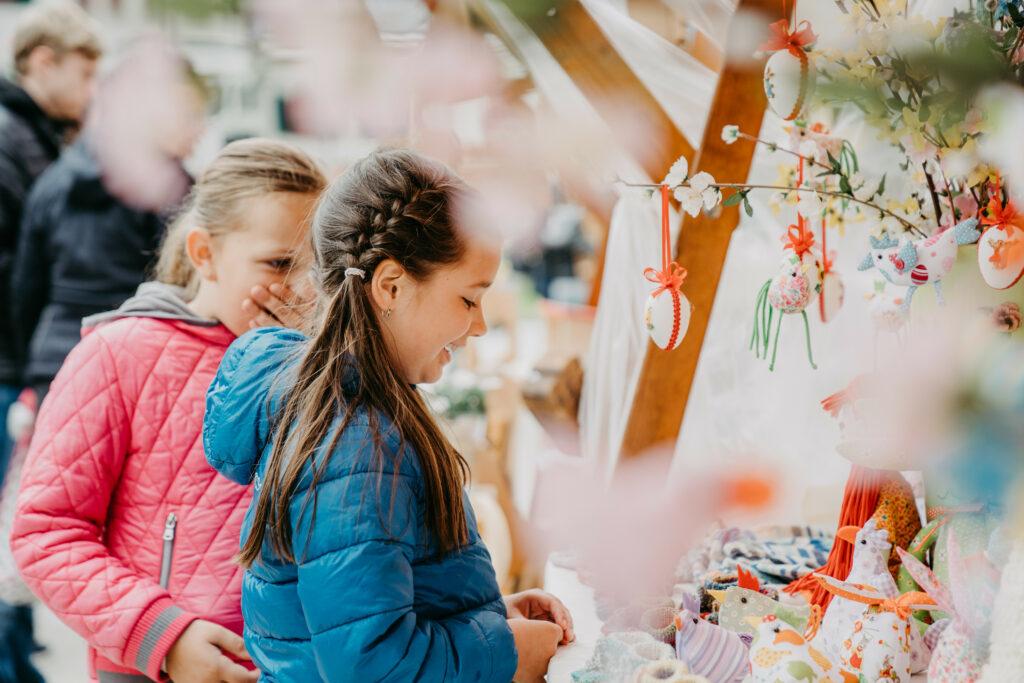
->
[[620, 0, 776, 458], [468, 0, 697, 305]]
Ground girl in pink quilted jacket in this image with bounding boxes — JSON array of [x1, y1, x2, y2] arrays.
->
[[11, 138, 326, 683]]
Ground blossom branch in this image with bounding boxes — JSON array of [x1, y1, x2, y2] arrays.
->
[[616, 178, 926, 237]]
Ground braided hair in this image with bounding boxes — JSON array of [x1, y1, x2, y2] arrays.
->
[[239, 149, 472, 566]]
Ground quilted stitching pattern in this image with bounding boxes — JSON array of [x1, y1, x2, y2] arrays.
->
[[11, 317, 251, 675]]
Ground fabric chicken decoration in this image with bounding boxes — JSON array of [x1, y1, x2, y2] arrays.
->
[[818, 520, 931, 673], [856, 217, 980, 310], [674, 607, 750, 683], [817, 574, 936, 682], [709, 565, 810, 637], [746, 611, 857, 683]]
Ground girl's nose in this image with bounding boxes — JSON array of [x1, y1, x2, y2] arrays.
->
[[468, 304, 487, 338]]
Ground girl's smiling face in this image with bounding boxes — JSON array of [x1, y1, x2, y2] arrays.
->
[[188, 191, 318, 336], [373, 238, 500, 385]]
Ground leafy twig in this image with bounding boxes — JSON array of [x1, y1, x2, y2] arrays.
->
[[615, 178, 926, 237]]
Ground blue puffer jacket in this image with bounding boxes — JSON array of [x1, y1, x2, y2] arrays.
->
[[204, 328, 517, 682]]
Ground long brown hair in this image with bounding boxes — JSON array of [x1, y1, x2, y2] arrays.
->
[[238, 149, 472, 567], [154, 138, 327, 295]]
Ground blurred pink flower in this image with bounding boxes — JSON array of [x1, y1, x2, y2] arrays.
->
[[953, 192, 979, 220], [531, 451, 776, 607], [87, 39, 202, 211]]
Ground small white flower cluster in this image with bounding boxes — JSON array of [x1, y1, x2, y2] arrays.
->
[[663, 156, 723, 218]]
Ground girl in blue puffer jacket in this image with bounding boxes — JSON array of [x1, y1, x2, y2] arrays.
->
[[204, 149, 574, 682]]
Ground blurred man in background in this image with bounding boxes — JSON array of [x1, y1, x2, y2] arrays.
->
[[10, 43, 205, 407], [0, 5, 102, 680]]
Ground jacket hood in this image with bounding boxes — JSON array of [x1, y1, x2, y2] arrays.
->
[[82, 281, 218, 329]]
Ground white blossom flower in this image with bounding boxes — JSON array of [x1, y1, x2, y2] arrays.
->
[[663, 156, 689, 187], [798, 140, 818, 158], [681, 171, 722, 213], [854, 177, 881, 202], [675, 186, 705, 217], [721, 125, 740, 144], [849, 172, 864, 188], [881, 215, 903, 235], [796, 187, 824, 219]]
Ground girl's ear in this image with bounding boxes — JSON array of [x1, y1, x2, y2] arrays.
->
[[186, 227, 217, 282], [370, 258, 406, 314]]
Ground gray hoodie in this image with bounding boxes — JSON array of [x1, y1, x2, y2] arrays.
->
[[82, 281, 219, 328]]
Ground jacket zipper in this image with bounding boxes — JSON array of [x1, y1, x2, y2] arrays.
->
[[159, 512, 178, 589]]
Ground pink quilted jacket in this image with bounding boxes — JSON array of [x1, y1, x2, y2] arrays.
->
[[11, 306, 251, 682]]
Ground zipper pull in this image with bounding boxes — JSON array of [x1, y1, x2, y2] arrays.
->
[[163, 513, 178, 541]]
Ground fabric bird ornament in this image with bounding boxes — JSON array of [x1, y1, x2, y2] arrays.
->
[[856, 218, 981, 310], [817, 574, 936, 682], [709, 565, 810, 637], [746, 611, 857, 683], [817, 520, 931, 673], [674, 608, 750, 683]]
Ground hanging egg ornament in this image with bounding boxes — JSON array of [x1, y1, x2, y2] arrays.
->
[[819, 270, 845, 322], [764, 50, 814, 121], [977, 225, 1024, 290], [645, 287, 691, 351], [759, 19, 818, 121]]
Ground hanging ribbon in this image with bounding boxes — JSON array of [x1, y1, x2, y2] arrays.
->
[[758, 19, 818, 58], [783, 156, 816, 260], [643, 184, 688, 296]]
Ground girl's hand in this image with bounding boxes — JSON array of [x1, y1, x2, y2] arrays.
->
[[165, 620, 259, 683], [504, 589, 575, 645], [509, 617, 562, 683], [242, 283, 315, 333]]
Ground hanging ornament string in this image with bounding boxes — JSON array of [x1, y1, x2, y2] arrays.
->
[[784, 156, 816, 260], [644, 184, 688, 295]]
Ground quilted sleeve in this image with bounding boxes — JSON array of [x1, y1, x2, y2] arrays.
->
[[293, 434, 517, 682], [10, 330, 198, 681], [204, 327, 306, 485]]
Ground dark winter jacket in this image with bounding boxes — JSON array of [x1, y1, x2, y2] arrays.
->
[[0, 78, 71, 384], [9, 138, 189, 386]]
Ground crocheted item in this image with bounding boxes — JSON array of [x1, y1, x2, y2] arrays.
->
[[602, 596, 675, 634], [629, 660, 707, 683], [573, 631, 675, 683], [639, 604, 678, 645], [674, 609, 749, 683]]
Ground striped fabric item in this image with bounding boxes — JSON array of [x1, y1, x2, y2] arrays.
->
[[674, 609, 749, 683]]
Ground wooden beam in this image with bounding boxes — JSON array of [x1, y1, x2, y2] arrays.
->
[[620, 0, 775, 457], [469, 0, 697, 305], [494, 0, 694, 181]]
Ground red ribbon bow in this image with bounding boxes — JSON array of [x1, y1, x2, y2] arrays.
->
[[758, 19, 818, 58], [644, 262, 688, 296], [783, 222, 816, 260]]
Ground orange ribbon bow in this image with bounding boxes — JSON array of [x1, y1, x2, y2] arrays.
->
[[644, 262, 688, 296], [758, 19, 818, 58], [783, 222, 816, 260], [981, 196, 1024, 236]]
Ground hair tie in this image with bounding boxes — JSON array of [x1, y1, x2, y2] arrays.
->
[[344, 267, 366, 280]]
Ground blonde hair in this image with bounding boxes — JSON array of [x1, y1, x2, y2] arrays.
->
[[155, 138, 327, 295], [13, 1, 103, 76]]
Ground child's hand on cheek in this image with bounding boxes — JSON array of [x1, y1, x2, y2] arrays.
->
[[242, 283, 315, 333]]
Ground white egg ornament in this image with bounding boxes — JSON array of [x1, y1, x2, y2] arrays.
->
[[645, 287, 692, 351], [819, 270, 845, 322], [759, 19, 818, 122], [977, 225, 1024, 289], [764, 50, 814, 121]]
